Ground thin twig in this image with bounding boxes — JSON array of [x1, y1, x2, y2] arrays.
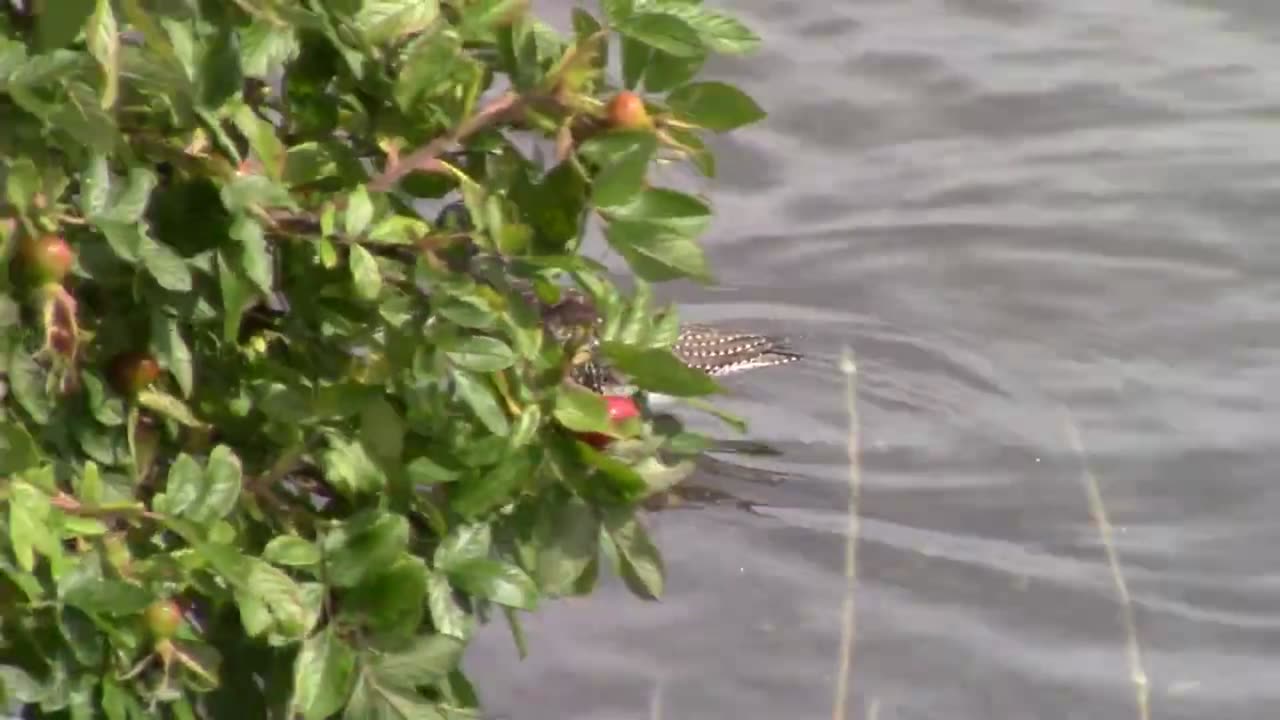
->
[[832, 347, 863, 720], [1062, 409, 1150, 720], [367, 91, 524, 192]]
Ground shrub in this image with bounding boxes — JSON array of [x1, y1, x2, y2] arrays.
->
[[0, 0, 765, 716]]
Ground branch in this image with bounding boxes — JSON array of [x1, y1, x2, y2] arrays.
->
[[367, 91, 524, 193]]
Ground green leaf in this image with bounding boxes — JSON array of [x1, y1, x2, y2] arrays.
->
[[349, 244, 382, 301], [8, 349, 52, 425], [141, 235, 193, 291], [617, 13, 702, 57], [0, 423, 41, 475], [320, 437, 387, 498], [444, 335, 516, 372], [359, 397, 405, 463], [87, 0, 120, 108], [199, 28, 243, 109], [137, 389, 205, 428], [605, 220, 711, 283], [161, 453, 204, 517], [346, 556, 429, 638], [191, 445, 242, 523], [646, 1, 761, 54], [451, 370, 510, 436], [581, 131, 658, 208], [643, 49, 704, 93], [230, 215, 273, 295], [347, 675, 446, 720], [602, 0, 634, 23], [357, 0, 441, 45], [427, 572, 471, 639], [322, 512, 409, 588], [151, 312, 194, 398], [394, 32, 461, 110], [604, 509, 665, 600], [602, 187, 712, 236], [291, 629, 357, 720], [448, 455, 526, 519], [446, 558, 539, 611], [459, 0, 525, 37], [370, 633, 465, 690], [667, 81, 766, 131], [551, 384, 610, 434], [534, 496, 599, 596], [344, 187, 374, 237], [62, 576, 152, 616], [263, 536, 322, 568], [600, 341, 721, 396], [36, 0, 94, 50], [433, 523, 492, 572]]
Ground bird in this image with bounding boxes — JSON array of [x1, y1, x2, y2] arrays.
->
[[535, 284, 804, 396]]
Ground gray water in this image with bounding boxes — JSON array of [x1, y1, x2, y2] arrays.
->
[[465, 1, 1280, 718]]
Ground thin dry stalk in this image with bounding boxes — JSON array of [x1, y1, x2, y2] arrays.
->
[[1062, 410, 1150, 720], [832, 348, 863, 720]]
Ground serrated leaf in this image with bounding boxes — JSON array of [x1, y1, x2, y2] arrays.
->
[[602, 187, 711, 236], [231, 215, 273, 295], [321, 512, 409, 588], [552, 384, 611, 434], [581, 131, 658, 208], [8, 349, 52, 424], [646, 1, 761, 54], [605, 220, 711, 283], [604, 509, 665, 600], [320, 437, 387, 498], [87, 0, 120, 108], [137, 389, 205, 427], [141, 235, 193, 291], [433, 524, 491, 572], [344, 187, 374, 237], [291, 629, 356, 720], [151, 312, 194, 398], [191, 445, 242, 523], [446, 558, 538, 611], [667, 81, 766, 131], [163, 453, 204, 518], [371, 634, 464, 690], [617, 13, 702, 57], [199, 28, 243, 109], [62, 576, 152, 615], [444, 335, 516, 372], [263, 536, 321, 567], [451, 370, 510, 436], [349, 244, 382, 301]]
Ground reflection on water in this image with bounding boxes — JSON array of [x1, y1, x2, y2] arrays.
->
[[465, 1, 1280, 718]]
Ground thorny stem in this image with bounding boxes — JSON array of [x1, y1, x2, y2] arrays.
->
[[368, 92, 525, 192]]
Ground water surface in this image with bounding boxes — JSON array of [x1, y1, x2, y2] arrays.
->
[[466, 2, 1280, 717]]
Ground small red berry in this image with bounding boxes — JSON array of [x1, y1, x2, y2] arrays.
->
[[144, 599, 183, 640], [109, 352, 161, 396], [18, 233, 74, 285], [576, 394, 641, 449], [605, 91, 654, 131]]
